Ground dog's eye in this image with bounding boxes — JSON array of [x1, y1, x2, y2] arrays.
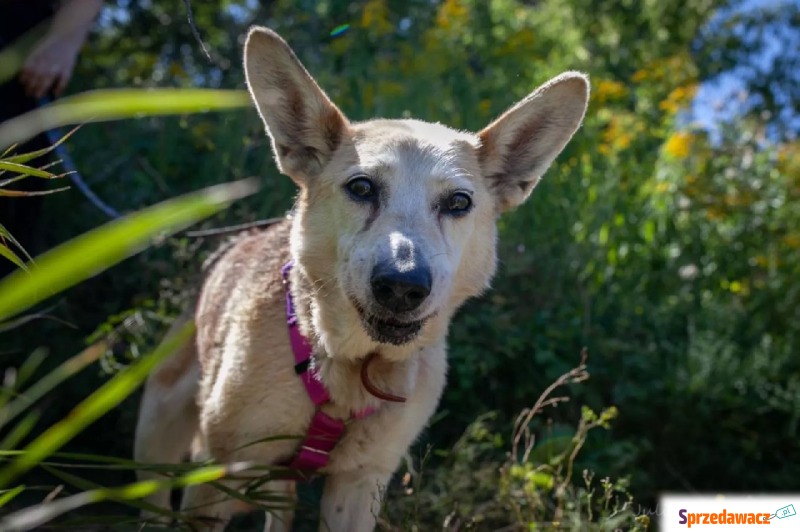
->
[[443, 192, 473, 215], [345, 177, 376, 201]]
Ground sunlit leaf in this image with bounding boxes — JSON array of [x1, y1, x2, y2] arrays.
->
[[1, 127, 80, 165], [0, 244, 27, 272], [0, 161, 54, 178], [0, 89, 251, 148], [0, 485, 25, 508], [0, 223, 32, 264], [0, 178, 258, 322]]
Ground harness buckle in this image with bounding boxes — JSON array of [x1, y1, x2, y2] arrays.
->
[[294, 359, 311, 375]]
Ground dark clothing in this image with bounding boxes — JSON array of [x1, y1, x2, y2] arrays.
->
[[0, 0, 57, 47], [0, 0, 58, 277]]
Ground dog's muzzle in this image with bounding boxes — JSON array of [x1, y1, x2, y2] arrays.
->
[[356, 260, 432, 345]]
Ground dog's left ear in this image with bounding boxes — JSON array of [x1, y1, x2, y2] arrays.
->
[[477, 72, 589, 213], [244, 27, 349, 183]]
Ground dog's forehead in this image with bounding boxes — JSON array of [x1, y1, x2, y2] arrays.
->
[[353, 119, 476, 144], [351, 119, 478, 170]]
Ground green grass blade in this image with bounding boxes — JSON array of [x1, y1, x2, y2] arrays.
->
[[9, 349, 48, 393], [0, 162, 54, 178], [0, 343, 105, 430], [2, 127, 79, 165], [0, 485, 25, 508], [0, 461, 250, 531], [0, 187, 70, 197], [0, 450, 215, 472], [0, 412, 40, 451], [0, 223, 33, 264], [0, 348, 47, 409], [0, 178, 258, 322], [0, 244, 27, 272], [0, 173, 67, 189], [40, 465, 179, 520], [0, 175, 28, 188], [0, 88, 250, 148], [0, 321, 195, 488], [0, 490, 95, 531]]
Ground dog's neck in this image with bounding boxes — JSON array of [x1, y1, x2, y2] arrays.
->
[[287, 261, 425, 413]]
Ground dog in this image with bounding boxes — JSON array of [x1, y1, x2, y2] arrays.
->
[[133, 26, 589, 532]]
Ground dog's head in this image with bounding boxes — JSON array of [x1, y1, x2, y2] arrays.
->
[[244, 28, 588, 359]]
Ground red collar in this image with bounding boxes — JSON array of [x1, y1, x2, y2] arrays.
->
[[281, 261, 376, 472]]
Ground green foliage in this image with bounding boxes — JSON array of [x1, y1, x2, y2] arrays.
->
[[0, 144, 68, 270], [383, 358, 648, 530]]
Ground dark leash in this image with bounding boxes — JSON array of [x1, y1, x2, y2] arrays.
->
[[38, 97, 122, 219]]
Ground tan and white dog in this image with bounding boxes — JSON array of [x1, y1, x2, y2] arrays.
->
[[134, 27, 588, 532]]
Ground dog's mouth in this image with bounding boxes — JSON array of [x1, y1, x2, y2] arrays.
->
[[351, 299, 428, 345], [363, 314, 426, 345]]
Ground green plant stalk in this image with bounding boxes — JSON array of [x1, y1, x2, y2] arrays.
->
[[0, 343, 106, 431], [0, 89, 251, 149], [0, 321, 195, 489], [0, 461, 251, 532]]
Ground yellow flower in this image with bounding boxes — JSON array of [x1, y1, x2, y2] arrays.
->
[[436, 0, 469, 29], [595, 79, 628, 104], [784, 234, 800, 248], [601, 116, 633, 152], [361, 0, 392, 35], [499, 28, 536, 56], [659, 83, 699, 114], [664, 132, 693, 159], [615, 132, 632, 150], [705, 206, 726, 221], [631, 69, 648, 83]]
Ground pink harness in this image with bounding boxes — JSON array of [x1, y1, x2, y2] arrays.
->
[[281, 261, 376, 472]]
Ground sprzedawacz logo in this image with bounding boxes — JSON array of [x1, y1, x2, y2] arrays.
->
[[678, 509, 771, 527]]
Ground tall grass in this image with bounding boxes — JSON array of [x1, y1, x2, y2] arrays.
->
[[0, 89, 259, 530]]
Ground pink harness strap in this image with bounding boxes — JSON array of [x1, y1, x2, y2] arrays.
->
[[281, 261, 375, 473]]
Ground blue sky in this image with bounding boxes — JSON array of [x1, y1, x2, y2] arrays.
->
[[691, 0, 799, 141]]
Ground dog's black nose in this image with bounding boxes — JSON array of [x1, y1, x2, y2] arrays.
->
[[370, 264, 432, 312]]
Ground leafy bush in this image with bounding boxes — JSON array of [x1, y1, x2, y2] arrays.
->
[[383, 353, 650, 531]]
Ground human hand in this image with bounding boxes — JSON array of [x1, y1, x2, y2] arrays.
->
[[19, 34, 82, 99]]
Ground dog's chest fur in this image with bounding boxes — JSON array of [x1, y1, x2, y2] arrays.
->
[[193, 220, 447, 474]]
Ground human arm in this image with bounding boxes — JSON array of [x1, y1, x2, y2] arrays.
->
[[18, 0, 104, 98]]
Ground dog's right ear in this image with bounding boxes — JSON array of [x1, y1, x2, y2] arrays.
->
[[476, 72, 589, 213], [244, 27, 349, 183]]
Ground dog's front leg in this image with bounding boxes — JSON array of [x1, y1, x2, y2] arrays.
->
[[319, 470, 389, 532]]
